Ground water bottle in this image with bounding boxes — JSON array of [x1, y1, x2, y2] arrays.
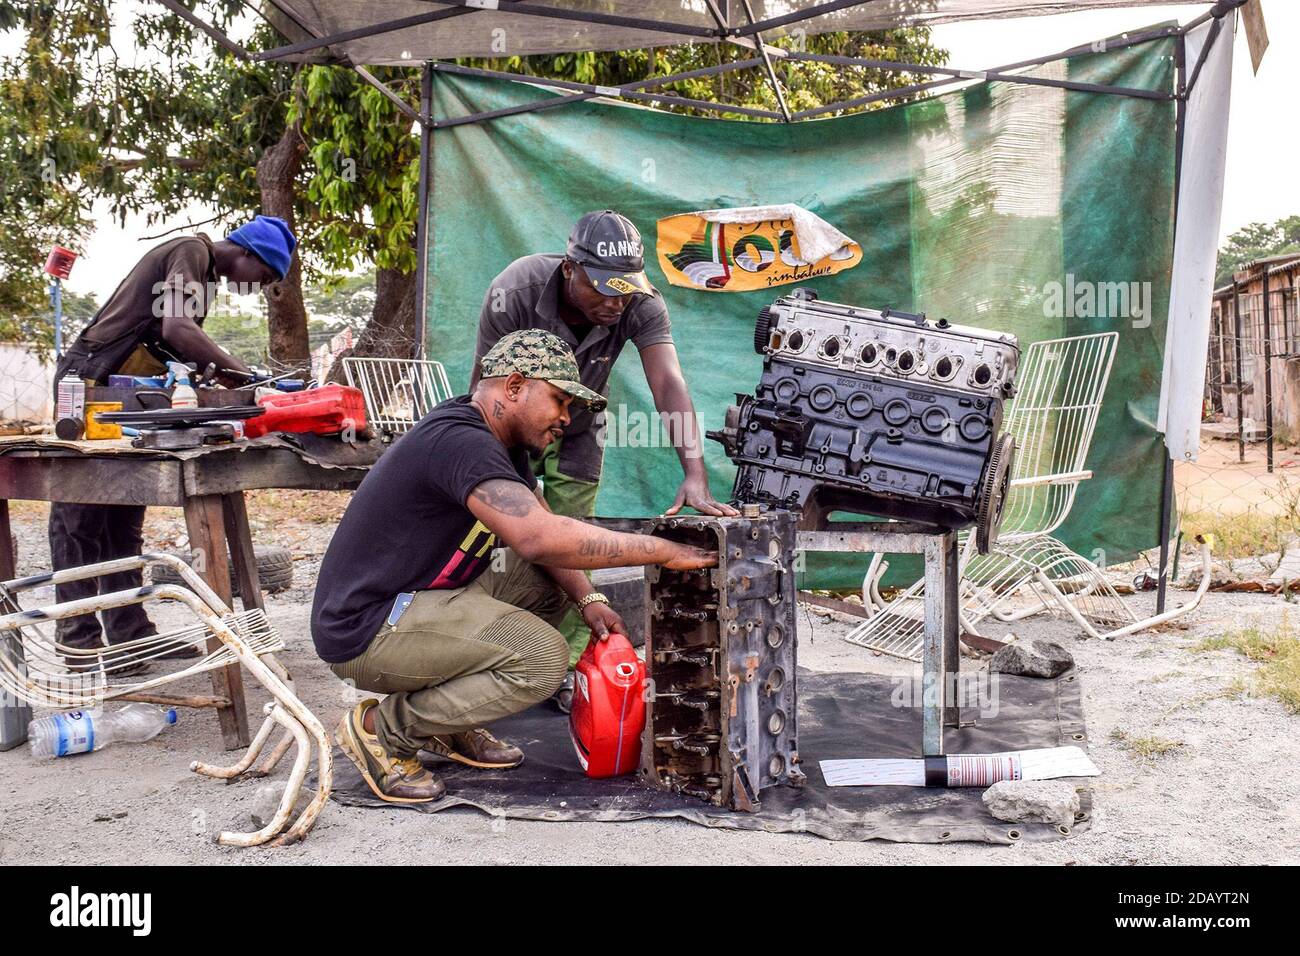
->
[[28, 703, 177, 758]]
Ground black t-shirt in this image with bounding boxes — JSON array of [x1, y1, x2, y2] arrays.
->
[[310, 396, 537, 664]]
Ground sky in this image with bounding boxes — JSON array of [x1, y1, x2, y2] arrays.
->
[[25, 1, 1296, 297]]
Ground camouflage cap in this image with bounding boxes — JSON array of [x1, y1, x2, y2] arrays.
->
[[480, 329, 607, 412]]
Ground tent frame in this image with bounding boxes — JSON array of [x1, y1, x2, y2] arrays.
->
[[149, 0, 1249, 611]]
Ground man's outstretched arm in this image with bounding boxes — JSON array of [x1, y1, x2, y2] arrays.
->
[[466, 479, 714, 571]]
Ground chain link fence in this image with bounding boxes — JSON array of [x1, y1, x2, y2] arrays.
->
[[1178, 260, 1300, 582]]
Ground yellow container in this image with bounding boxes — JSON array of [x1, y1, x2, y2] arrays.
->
[[84, 401, 123, 440]]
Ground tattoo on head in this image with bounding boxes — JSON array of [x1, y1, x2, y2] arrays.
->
[[492, 399, 505, 419]]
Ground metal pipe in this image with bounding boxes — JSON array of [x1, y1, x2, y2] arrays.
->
[[430, 59, 780, 124], [739, 0, 791, 122], [1185, 16, 1223, 96], [256, 0, 719, 61], [1234, 282, 1245, 462], [1043, 539, 1214, 641], [353, 65, 423, 126], [415, 62, 433, 360], [153, 0, 252, 60], [192, 710, 278, 779], [215, 703, 310, 847], [1265, 267, 1274, 473], [1158, 31, 1188, 616]]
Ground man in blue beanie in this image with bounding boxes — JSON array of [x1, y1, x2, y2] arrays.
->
[[49, 215, 297, 672]]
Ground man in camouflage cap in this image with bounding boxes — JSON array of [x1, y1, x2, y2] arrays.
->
[[474, 211, 738, 709], [478, 329, 607, 413], [312, 331, 715, 803]]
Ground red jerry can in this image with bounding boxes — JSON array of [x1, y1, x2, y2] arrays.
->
[[242, 383, 368, 439], [569, 633, 646, 778]]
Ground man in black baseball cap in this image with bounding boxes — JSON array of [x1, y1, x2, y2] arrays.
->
[[472, 209, 737, 710]]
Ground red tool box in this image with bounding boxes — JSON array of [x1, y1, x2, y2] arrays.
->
[[241, 384, 368, 439]]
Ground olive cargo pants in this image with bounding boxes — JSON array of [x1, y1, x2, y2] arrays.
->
[[329, 549, 569, 759], [534, 439, 601, 667]]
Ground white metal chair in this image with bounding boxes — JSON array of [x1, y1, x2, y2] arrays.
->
[[0, 553, 332, 848], [342, 356, 453, 437], [846, 332, 1138, 659]]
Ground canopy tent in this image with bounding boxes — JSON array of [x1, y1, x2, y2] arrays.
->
[[249, 1, 1212, 64], [161, 0, 1251, 601]]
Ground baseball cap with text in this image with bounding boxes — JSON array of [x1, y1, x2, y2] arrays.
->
[[566, 210, 655, 298], [479, 329, 607, 412]]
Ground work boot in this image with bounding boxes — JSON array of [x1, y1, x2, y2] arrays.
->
[[548, 670, 575, 715], [335, 699, 445, 804], [425, 727, 525, 769], [155, 642, 203, 661], [61, 648, 152, 678]]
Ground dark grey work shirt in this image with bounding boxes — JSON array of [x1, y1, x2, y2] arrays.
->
[[473, 253, 675, 482]]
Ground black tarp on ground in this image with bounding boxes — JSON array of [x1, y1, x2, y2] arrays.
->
[[327, 670, 1093, 844]]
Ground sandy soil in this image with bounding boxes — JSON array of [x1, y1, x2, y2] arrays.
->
[[1177, 433, 1300, 515], [1, 502, 1298, 865]]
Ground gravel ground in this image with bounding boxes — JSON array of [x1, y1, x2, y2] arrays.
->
[[1, 502, 1297, 865]]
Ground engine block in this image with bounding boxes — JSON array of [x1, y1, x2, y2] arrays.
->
[[640, 511, 803, 811], [710, 290, 1019, 549]]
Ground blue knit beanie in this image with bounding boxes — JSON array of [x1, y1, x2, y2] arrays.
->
[[226, 215, 296, 280]]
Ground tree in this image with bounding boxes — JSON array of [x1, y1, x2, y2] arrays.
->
[[1217, 216, 1300, 287], [3, 5, 945, 367], [462, 28, 949, 119]]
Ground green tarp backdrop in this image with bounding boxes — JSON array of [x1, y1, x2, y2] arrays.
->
[[427, 36, 1176, 589]]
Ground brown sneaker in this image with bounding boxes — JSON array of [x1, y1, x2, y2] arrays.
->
[[425, 727, 525, 769], [335, 699, 445, 803]]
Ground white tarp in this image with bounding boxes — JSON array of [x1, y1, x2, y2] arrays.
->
[[1158, 11, 1236, 462]]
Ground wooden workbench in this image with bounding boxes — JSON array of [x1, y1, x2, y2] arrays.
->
[[0, 434, 381, 749]]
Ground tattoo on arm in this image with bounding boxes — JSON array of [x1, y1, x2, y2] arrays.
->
[[470, 479, 539, 518], [577, 534, 662, 559]]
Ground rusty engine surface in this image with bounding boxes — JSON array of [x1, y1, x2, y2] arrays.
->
[[709, 289, 1019, 551], [640, 511, 803, 811]]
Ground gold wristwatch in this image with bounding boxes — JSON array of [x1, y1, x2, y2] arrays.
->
[[577, 591, 610, 611]]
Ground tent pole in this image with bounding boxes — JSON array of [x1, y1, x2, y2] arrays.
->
[[429, 59, 780, 126], [1157, 29, 1189, 615], [353, 65, 423, 125], [414, 62, 433, 361], [738, 0, 791, 122], [1234, 284, 1245, 463], [255, 0, 719, 62]]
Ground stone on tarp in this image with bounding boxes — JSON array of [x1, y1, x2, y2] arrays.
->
[[989, 639, 1073, 678], [983, 780, 1080, 828]]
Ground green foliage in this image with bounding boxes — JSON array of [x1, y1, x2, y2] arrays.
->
[[201, 304, 269, 365], [1216, 215, 1300, 287], [461, 28, 949, 120], [1, 4, 947, 363], [303, 270, 377, 329], [290, 67, 422, 275]]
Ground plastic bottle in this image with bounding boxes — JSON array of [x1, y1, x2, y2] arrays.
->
[[167, 362, 198, 410], [569, 633, 646, 778], [28, 703, 178, 758]]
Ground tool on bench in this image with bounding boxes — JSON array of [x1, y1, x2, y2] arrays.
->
[[96, 405, 264, 450]]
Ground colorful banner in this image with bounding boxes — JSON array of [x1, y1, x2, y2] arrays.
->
[[656, 213, 862, 292]]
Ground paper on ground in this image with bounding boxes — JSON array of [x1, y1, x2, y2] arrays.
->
[[819, 746, 1100, 787]]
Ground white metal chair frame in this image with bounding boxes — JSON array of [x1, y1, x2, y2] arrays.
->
[[0, 553, 332, 848], [342, 356, 453, 436], [846, 332, 1208, 659]]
